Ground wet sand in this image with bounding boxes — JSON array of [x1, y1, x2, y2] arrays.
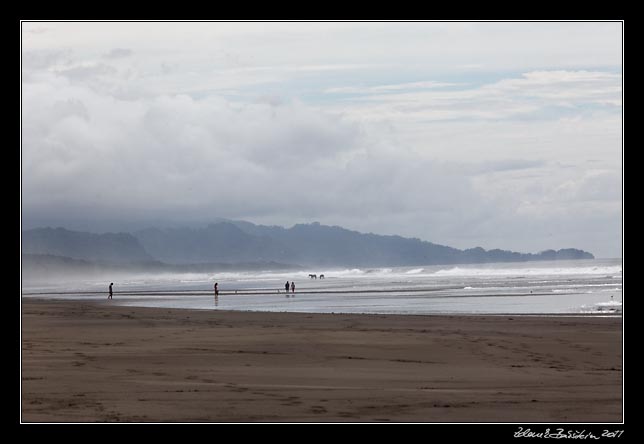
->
[[21, 298, 622, 423]]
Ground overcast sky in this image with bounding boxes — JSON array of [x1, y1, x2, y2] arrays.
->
[[21, 21, 623, 258]]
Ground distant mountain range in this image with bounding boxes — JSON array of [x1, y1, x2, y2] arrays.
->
[[21, 221, 594, 277], [21, 252, 299, 282], [22, 227, 153, 263]]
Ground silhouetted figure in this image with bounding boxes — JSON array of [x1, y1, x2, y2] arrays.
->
[[319, 274, 325, 279], [108, 282, 113, 300], [214, 282, 219, 297], [285, 281, 290, 292], [290, 281, 295, 293]]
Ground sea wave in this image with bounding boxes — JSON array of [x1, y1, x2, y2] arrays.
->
[[432, 265, 622, 278]]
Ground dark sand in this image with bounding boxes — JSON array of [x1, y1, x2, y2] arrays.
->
[[21, 298, 622, 423]]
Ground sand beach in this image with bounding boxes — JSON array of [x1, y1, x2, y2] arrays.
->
[[21, 298, 622, 423]]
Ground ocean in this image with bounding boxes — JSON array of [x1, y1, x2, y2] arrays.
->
[[21, 258, 622, 316]]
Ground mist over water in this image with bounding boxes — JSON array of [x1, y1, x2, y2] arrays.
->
[[22, 259, 622, 315]]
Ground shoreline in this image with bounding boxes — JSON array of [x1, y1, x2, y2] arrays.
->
[[21, 297, 623, 423], [23, 297, 624, 319], [21, 294, 622, 318]]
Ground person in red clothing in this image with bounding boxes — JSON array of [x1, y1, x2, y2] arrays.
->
[[290, 281, 295, 294]]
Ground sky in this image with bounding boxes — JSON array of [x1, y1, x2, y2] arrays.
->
[[21, 21, 623, 258]]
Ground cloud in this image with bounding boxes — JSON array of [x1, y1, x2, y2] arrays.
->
[[103, 48, 133, 59], [332, 70, 622, 125], [22, 79, 362, 215], [488, 70, 622, 106], [20, 22, 622, 257], [471, 159, 548, 174], [55, 63, 118, 81], [22, 25, 49, 35], [22, 49, 72, 71], [552, 169, 622, 204], [22, 71, 493, 254], [22, 66, 622, 257], [325, 80, 459, 95], [51, 98, 90, 122]]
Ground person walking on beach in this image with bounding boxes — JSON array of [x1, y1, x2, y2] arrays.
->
[[285, 281, 290, 293], [108, 282, 113, 300], [214, 282, 219, 297], [290, 281, 295, 294]]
